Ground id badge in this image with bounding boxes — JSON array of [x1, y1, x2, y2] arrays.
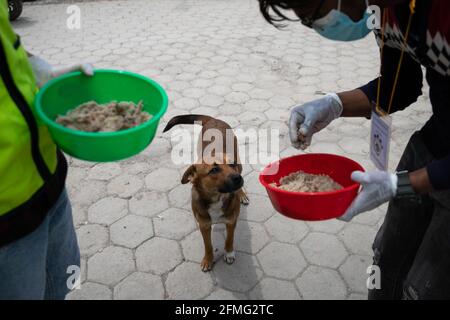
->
[[370, 108, 392, 171]]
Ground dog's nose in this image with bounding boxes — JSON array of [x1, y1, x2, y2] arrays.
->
[[230, 174, 243, 186]]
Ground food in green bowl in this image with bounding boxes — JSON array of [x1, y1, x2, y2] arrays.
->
[[35, 69, 168, 162], [56, 100, 152, 132]]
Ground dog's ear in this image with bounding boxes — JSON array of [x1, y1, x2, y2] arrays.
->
[[181, 165, 196, 184]]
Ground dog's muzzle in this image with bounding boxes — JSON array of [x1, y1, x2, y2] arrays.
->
[[219, 174, 243, 193]]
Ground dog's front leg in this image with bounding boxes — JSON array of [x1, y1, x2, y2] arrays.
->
[[199, 223, 214, 272], [238, 188, 250, 206], [224, 221, 236, 264]]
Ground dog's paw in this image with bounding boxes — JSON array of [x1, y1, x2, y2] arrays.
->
[[201, 257, 213, 272], [240, 194, 250, 206], [224, 251, 236, 265]]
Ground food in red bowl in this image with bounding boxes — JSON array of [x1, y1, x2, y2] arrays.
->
[[259, 153, 364, 221]]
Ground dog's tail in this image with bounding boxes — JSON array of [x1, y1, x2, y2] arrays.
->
[[163, 114, 216, 132]]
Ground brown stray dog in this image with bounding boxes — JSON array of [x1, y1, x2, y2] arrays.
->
[[164, 115, 249, 272]]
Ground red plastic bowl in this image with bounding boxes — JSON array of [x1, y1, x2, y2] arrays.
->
[[259, 153, 364, 221]]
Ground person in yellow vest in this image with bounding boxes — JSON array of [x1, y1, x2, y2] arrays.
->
[[0, 0, 93, 299]]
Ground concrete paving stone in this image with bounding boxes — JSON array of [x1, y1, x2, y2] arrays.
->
[[296, 266, 347, 300], [199, 94, 225, 107], [339, 224, 377, 256], [238, 194, 274, 223], [168, 80, 191, 92], [145, 168, 181, 192], [231, 82, 254, 92], [122, 162, 153, 175], [207, 85, 232, 96], [239, 111, 267, 127], [249, 88, 274, 100], [233, 221, 270, 255], [110, 215, 154, 248], [217, 102, 243, 116], [339, 254, 373, 293], [173, 97, 200, 110], [88, 197, 128, 225], [217, 115, 239, 128], [136, 237, 183, 275], [337, 122, 369, 138], [308, 142, 346, 155], [76, 224, 109, 258], [199, 70, 219, 79], [66, 167, 87, 187], [166, 262, 214, 300], [87, 246, 135, 286], [107, 174, 144, 198], [250, 278, 301, 300], [69, 180, 106, 208], [72, 205, 87, 227], [244, 99, 271, 112], [167, 184, 191, 209], [264, 108, 289, 122], [181, 229, 225, 263], [306, 219, 346, 234], [225, 92, 250, 104], [66, 282, 112, 300], [264, 214, 309, 244], [154, 208, 196, 240], [347, 292, 367, 300], [205, 289, 246, 300], [244, 172, 268, 196], [80, 258, 87, 284], [192, 78, 214, 88], [268, 95, 295, 110], [87, 163, 122, 181], [182, 88, 206, 99], [129, 191, 169, 217], [300, 232, 348, 269], [214, 252, 264, 293], [351, 207, 385, 226], [114, 272, 164, 300], [191, 106, 220, 117], [257, 242, 306, 280], [338, 137, 370, 155]]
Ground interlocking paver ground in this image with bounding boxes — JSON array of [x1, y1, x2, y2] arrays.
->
[[15, 0, 431, 300]]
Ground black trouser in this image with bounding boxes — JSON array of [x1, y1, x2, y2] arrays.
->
[[369, 131, 450, 300]]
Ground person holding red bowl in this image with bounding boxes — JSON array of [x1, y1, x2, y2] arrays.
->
[[258, 0, 450, 299]]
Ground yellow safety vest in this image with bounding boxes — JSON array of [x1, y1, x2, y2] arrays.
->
[[0, 0, 66, 246]]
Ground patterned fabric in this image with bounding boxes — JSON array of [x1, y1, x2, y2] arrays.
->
[[374, 0, 450, 77], [424, 31, 450, 76]]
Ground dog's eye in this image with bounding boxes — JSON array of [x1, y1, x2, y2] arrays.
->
[[209, 167, 221, 175]]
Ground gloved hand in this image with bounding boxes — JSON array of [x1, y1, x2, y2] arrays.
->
[[339, 171, 398, 222], [28, 55, 94, 88], [289, 93, 343, 149]]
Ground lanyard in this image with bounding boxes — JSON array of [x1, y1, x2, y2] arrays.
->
[[375, 0, 416, 116]]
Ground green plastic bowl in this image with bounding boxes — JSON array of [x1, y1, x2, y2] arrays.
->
[[35, 69, 168, 162]]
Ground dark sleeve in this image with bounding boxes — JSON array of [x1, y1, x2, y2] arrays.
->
[[358, 45, 424, 114], [427, 155, 450, 191]]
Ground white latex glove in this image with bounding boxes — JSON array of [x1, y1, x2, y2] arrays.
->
[[28, 55, 94, 88], [339, 171, 398, 222], [289, 93, 343, 149]]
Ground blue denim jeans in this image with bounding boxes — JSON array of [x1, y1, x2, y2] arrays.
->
[[0, 189, 80, 300]]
